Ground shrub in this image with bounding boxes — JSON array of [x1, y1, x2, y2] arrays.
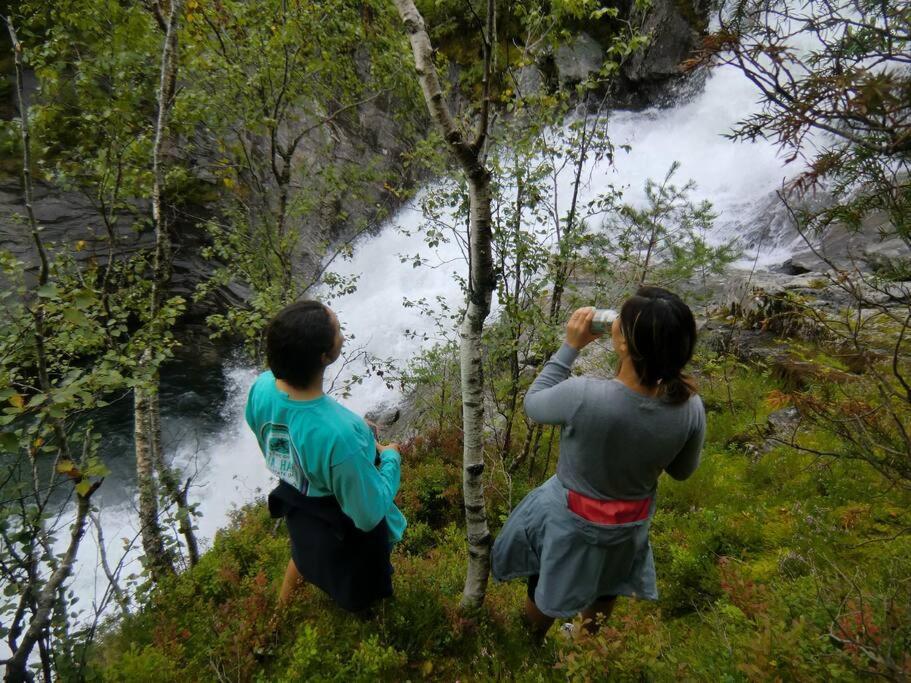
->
[[657, 542, 723, 616], [101, 644, 179, 683]]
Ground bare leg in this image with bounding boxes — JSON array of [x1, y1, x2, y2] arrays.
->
[[278, 558, 304, 606], [580, 595, 617, 634], [523, 596, 555, 642], [257, 559, 304, 659]]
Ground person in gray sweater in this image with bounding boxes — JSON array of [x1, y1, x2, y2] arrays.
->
[[492, 286, 706, 640]]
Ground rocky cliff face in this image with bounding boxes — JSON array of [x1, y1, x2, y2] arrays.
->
[[0, 0, 708, 333], [0, 58, 425, 328], [0, 175, 250, 319], [621, 0, 709, 93], [521, 0, 709, 107]]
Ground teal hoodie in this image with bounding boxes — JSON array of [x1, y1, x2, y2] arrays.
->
[[245, 371, 406, 543]]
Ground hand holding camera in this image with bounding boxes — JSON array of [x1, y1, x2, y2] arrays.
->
[[564, 307, 617, 351]]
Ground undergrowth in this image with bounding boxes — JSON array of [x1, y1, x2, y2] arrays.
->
[[82, 349, 911, 681]]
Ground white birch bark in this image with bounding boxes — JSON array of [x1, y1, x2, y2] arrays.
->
[[134, 378, 173, 579], [149, 1, 200, 567], [393, 0, 496, 609], [134, 0, 185, 580], [459, 178, 495, 608]]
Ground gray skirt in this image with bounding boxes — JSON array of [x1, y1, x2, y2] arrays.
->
[[492, 476, 658, 618]]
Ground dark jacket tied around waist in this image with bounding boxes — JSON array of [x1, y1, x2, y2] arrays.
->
[[268, 480, 393, 612]]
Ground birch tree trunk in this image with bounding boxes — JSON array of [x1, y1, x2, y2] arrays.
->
[[459, 172, 495, 608], [150, 1, 200, 567], [393, 0, 496, 609], [133, 0, 186, 580], [134, 378, 173, 580]]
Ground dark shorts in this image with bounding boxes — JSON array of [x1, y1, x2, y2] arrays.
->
[[268, 481, 393, 612]]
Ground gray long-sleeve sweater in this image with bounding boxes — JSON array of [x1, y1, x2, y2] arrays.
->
[[524, 343, 706, 500]]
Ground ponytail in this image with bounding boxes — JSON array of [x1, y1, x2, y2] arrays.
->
[[620, 287, 698, 405], [660, 372, 697, 404]]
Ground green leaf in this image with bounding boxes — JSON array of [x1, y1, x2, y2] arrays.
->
[[63, 308, 90, 326], [37, 283, 60, 299], [84, 461, 110, 478], [73, 290, 94, 310], [0, 432, 19, 453], [75, 480, 92, 497], [591, 6, 619, 19], [56, 460, 78, 475], [26, 393, 47, 409]]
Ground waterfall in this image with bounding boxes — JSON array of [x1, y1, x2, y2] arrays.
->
[[59, 58, 802, 622]]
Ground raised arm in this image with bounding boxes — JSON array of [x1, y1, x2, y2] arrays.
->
[[524, 343, 583, 424], [524, 307, 601, 425], [331, 446, 401, 532]]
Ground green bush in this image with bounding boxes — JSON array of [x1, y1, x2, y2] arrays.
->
[[83, 352, 911, 682], [101, 644, 179, 683], [397, 520, 436, 556], [347, 636, 408, 680], [657, 542, 723, 616], [403, 459, 461, 527]]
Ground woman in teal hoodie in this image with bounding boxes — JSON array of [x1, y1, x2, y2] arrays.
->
[[245, 300, 406, 613]]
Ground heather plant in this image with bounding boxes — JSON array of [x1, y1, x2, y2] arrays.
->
[[81, 341, 911, 681]]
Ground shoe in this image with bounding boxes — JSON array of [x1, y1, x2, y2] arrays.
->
[[559, 622, 577, 638]]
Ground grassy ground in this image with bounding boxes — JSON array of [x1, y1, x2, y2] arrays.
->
[[84, 348, 911, 682]]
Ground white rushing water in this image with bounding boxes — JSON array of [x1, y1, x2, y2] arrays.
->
[[60, 60, 805, 620]]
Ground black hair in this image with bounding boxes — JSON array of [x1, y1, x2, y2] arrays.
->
[[265, 300, 336, 388], [619, 286, 697, 404]]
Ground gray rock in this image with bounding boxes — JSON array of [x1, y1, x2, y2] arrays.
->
[[0, 176, 248, 320], [700, 268, 844, 340], [515, 65, 545, 98], [0, 177, 153, 269], [767, 406, 801, 437], [779, 249, 835, 274], [364, 403, 401, 428], [722, 399, 802, 460], [708, 269, 806, 316], [857, 281, 911, 305], [782, 273, 828, 290], [622, 0, 708, 85], [766, 204, 907, 277], [863, 237, 911, 277], [554, 33, 604, 84], [777, 258, 812, 275]]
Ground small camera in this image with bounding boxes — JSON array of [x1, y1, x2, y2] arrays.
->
[[590, 308, 618, 334]]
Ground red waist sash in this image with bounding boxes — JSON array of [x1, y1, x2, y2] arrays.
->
[[567, 490, 652, 525]]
